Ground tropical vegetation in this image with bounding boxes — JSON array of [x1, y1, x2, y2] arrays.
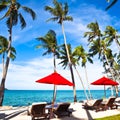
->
[[45, 0, 77, 102], [84, 21, 120, 97], [94, 114, 120, 120], [0, 0, 36, 106], [36, 29, 59, 103], [0, 0, 119, 106]]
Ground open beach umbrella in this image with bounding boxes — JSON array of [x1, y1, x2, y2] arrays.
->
[[36, 72, 74, 103], [91, 76, 119, 98]]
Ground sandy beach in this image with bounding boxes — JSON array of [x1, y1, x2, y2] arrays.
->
[[0, 102, 120, 120]]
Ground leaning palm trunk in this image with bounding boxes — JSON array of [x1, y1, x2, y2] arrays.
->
[[74, 66, 89, 100], [53, 52, 57, 103], [0, 16, 12, 106], [61, 22, 77, 102], [115, 36, 120, 52], [84, 66, 92, 99], [104, 53, 118, 97]]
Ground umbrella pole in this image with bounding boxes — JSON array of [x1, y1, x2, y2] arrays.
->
[[104, 85, 106, 98], [111, 86, 113, 96], [53, 85, 57, 104]]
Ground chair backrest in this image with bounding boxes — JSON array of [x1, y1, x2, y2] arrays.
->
[[57, 103, 70, 112], [93, 99, 103, 106], [107, 97, 116, 107], [31, 103, 47, 116]]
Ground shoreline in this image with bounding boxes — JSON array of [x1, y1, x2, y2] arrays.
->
[[0, 102, 120, 120], [3, 90, 114, 107]]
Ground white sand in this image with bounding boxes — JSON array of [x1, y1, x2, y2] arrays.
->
[[0, 103, 120, 120]]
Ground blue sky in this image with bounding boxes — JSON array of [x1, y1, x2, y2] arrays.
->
[[0, 0, 119, 90]]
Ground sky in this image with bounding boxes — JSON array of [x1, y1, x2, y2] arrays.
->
[[0, 0, 120, 90]]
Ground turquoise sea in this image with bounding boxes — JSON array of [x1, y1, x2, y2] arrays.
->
[[3, 90, 119, 107]]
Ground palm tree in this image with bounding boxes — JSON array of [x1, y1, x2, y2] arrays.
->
[[84, 22, 114, 77], [0, 36, 16, 65], [0, 0, 36, 106], [0, 35, 16, 105], [84, 21, 101, 44], [74, 46, 93, 99], [36, 30, 59, 103], [58, 44, 89, 100], [45, 0, 77, 102], [104, 26, 120, 52], [106, 0, 118, 10], [89, 39, 119, 96], [84, 21, 119, 97]]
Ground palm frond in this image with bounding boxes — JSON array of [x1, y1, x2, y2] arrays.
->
[[0, 4, 7, 12], [18, 13, 26, 29], [64, 2, 68, 15], [106, 0, 118, 10], [46, 17, 59, 22], [64, 16, 73, 21], [0, 7, 11, 20], [22, 6, 36, 20]]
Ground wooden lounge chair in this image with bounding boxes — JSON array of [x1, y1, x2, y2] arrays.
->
[[53, 102, 72, 118], [82, 99, 103, 112], [29, 102, 48, 120], [102, 97, 118, 110]]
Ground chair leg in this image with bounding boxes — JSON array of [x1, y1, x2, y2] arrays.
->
[[32, 116, 34, 120]]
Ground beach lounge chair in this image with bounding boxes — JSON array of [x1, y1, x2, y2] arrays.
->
[[53, 102, 72, 118], [82, 99, 103, 112], [29, 102, 48, 120], [102, 97, 118, 110]]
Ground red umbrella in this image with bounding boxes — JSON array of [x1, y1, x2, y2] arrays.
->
[[91, 76, 119, 97], [36, 72, 74, 103], [36, 72, 73, 86]]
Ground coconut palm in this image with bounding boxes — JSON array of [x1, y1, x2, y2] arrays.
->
[[89, 39, 119, 97], [0, 36, 16, 64], [45, 0, 77, 102], [74, 46, 93, 99], [36, 30, 59, 103], [58, 44, 89, 100], [104, 26, 120, 52], [84, 21, 101, 44], [84, 22, 115, 78], [84, 21, 120, 96], [0, 0, 36, 106], [0, 35, 16, 105]]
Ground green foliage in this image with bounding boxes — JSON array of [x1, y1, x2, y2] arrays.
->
[[94, 114, 120, 120], [45, 0, 73, 24], [36, 29, 59, 56], [0, 1, 36, 29], [106, 0, 118, 10]]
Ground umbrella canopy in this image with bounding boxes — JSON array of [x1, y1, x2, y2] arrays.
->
[[91, 76, 119, 97], [36, 72, 73, 103], [91, 76, 119, 86], [36, 72, 73, 86]]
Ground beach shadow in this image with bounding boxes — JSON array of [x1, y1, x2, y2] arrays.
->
[[85, 109, 93, 120], [0, 113, 6, 119], [0, 110, 26, 120]]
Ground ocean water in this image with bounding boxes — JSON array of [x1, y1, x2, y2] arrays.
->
[[3, 90, 118, 107]]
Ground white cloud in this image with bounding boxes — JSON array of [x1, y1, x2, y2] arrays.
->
[[0, 56, 105, 90]]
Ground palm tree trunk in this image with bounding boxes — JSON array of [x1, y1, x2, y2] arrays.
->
[[115, 36, 120, 52], [0, 15, 12, 106], [53, 52, 57, 103], [104, 53, 118, 97], [74, 66, 89, 100], [61, 22, 77, 102], [84, 66, 92, 99], [0, 43, 11, 106], [69, 63, 77, 102]]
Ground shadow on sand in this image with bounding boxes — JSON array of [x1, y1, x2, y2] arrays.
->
[[0, 109, 27, 120]]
